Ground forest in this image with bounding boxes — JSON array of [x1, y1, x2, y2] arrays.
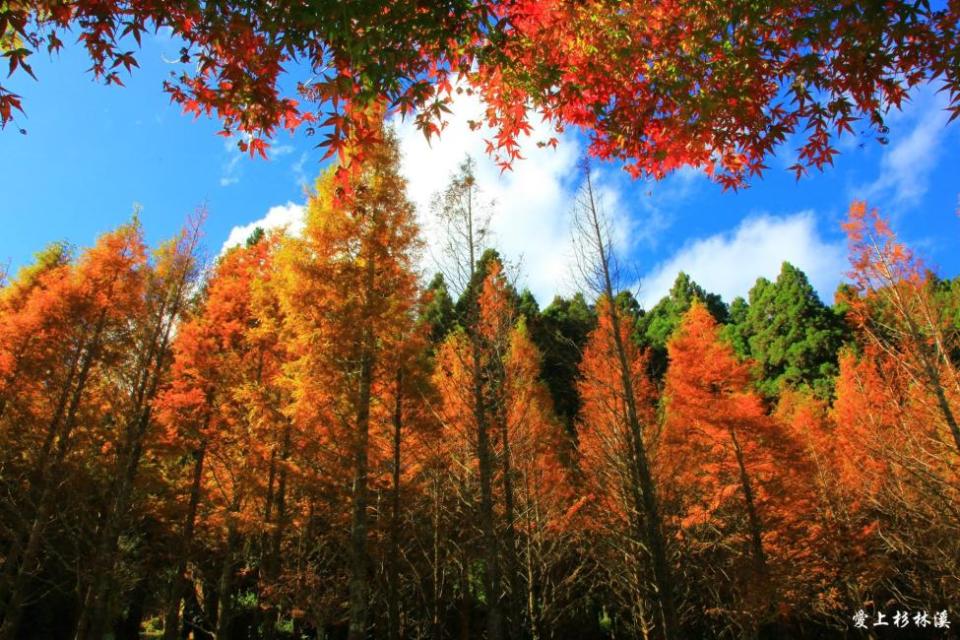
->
[[3, 1, 960, 637], [0, 131, 958, 640]]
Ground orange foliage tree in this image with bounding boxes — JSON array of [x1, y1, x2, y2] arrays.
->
[[829, 203, 960, 613], [833, 343, 960, 611], [576, 295, 665, 637], [571, 164, 679, 640], [279, 129, 422, 640], [842, 201, 960, 455], [74, 214, 203, 640], [154, 229, 290, 640], [0, 222, 149, 640], [431, 257, 573, 639], [660, 301, 815, 636]]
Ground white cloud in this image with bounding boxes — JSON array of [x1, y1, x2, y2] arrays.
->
[[219, 135, 247, 187], [638, 211, 845, 308], [218, 93, 600, 302], [854, 86, 952, 209], [219, 91, 705, 304], [270, 144, 295, 159], [292, 151, 310, 189], [392, 90, 630, 305], [220, 202, 305, 253]]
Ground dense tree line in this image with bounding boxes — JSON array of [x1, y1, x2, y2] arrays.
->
[[0, 138, 958, 639]]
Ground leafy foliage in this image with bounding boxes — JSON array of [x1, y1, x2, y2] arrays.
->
[[637, 271, 727, 377], [4, 1, 960, 185], [728, 262, 849, 398], [0, 168, 958, 640]]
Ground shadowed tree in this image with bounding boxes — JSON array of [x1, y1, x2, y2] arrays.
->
[[660, 302, 820, 637], [0, 222, 149, 640], [571, 162, 679, 640], [532, 294, 596, 441]]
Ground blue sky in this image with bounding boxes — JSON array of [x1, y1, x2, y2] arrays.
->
[[2, 34, 958, 308]]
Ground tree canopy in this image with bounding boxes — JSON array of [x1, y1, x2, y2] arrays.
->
[[3, 1, 959, 185], [1, 125, 959, 640], [636, 271, 727, 377], [728, 262, 849, 397]]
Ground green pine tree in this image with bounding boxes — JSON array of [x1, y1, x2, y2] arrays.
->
[[732, 262, 848, 398], [533, 293, 597, 439], [638, 272, 728, 377], [423, 272, 456, 345]]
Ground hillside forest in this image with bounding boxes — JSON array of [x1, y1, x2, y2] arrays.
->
[[1, 134, 959, 640]]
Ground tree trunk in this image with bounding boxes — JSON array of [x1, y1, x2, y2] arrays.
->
[[615, 306, 678, 640], [75, 402, 160, 640], [581, 168, 679, 640], [729, 428, 767, 576], [215, 496, 242, 640], [163, 442, 207, 640], [458, 570, 471, 640], [0, 311, 107, 640], [932, 382, 960, 455], [115, 575, 148, 640], [473, 338, 504, 640], [496, 410, 521, 639], [523, 480, 540, 640], [347, 348, 374, 640], [1, 309, 104, 606], [75, 372, 170, 639], [388, 371, 404, 640], [430, 476, 444, 640], [262, 424, 290, 640]]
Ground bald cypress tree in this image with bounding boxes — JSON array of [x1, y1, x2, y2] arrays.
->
[[637, 272, 728, 377]]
